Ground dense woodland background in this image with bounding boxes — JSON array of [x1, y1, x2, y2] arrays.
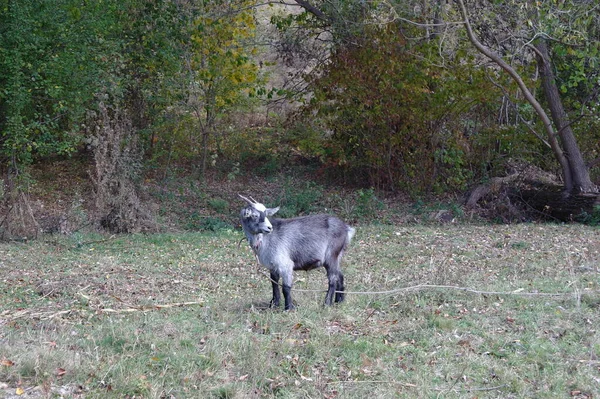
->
[[1, 0, 600, 238]]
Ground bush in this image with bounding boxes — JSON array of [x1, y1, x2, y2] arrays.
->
[[208, 198, 229, 213], [301, 23, 500, 195], [577, 205, 600, 226], [352, 188, 385, 220], [186, 212, 231, 232], [199, 217, 231, 232], [275, 180, 324, 218], [89, 101, 155, 233]]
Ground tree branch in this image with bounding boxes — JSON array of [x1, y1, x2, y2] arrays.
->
[[454, 0, 572, 191], [290, 0, 329, 22], [588, 157, 600, 169], [485, 73, 551, 149]]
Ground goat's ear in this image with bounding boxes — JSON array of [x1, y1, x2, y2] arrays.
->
[[266, 207, 279, 216], [242, 208, 253, 218]]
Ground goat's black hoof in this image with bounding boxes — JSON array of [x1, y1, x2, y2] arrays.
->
[[284, 304, 296, 311], [269, 301, 280, 308]]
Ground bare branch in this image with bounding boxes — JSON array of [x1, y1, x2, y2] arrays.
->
[[454, 0, 572, 191], [289, 0, 329, 22], [485, 73, 552, 149], [587, 157, 600, 169]]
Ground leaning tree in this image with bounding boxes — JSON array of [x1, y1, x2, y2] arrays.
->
[[452, 0, 600, 219], [279, 0, 600, 218], [454, 0, 598, 195], [287, 0, 599, 192]]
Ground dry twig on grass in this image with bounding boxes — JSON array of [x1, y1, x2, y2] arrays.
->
[[0, 300, 204, 322]]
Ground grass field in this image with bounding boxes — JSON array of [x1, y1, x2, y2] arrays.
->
[[1, 223, 599, 398]]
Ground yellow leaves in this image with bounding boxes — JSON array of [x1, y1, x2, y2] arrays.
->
[[191, 3, 260, 99], [215, 97, 226, 108]]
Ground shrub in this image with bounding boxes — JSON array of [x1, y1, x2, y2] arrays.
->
[[352, 188, 385, 220], [208, 198, 230, 213], [275, 180, 324, 218], [88, 101, 155, 233]]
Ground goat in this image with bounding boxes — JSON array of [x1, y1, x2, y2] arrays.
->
[[239, 194, 355, 310]]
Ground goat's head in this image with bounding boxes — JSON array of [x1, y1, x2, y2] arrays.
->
[[239, 194, 279, 235]]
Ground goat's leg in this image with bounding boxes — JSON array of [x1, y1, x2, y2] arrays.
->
[[335, 272, 345, 303], [324, 266, 340, 306], [281, 271, 295, 311], [269, 271, 281, 308]]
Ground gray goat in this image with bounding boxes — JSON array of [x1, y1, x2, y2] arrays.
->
[[239, 194, 355, 310]]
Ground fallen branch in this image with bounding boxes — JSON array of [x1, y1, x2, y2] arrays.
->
[[99, 301, 204, 314], [0, 308, 77, 322], [0, 301, 204, 322], [326, 380, 417, 388]]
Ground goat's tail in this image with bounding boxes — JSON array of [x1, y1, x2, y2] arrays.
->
[[346, 226, 356, 246]]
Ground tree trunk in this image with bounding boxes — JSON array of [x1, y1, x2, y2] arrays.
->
[[455, 0, 596, 195], [534, 40, 597, 194], [432, 0, 446, 38], [517, 186, 600, 222], [455, 0, 570, 188], [201, 126, 209, 176]]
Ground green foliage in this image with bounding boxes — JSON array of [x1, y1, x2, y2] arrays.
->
[[0, 1, 92, 167], [546, 3, 600, 176], [219, 125, 284, 174], [576, 205, 600, 226], [169, 0, 265, 173], [207, 197, 230, 213], [286, 0, 598, 195], [433, 142, 473, 194], [0, 0, 186, 177], [351, 188, 385, 221], [303, 24, 497, 194], [192, 0, 261, 107], [283, 122, 343, 165], [198, 217, 231, 232], [275, 180, 324, 218], [186, 211, 231, 232]]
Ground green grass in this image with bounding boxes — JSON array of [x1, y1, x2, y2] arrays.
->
[[1, 223, 599, 398]]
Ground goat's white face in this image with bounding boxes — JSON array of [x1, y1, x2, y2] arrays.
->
[[239, 195, 279, 235]]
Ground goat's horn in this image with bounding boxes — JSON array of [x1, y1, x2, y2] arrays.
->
[[238, 194, 256, 204]]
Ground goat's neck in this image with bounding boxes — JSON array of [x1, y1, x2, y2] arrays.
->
[[246, 232, 265, 252]]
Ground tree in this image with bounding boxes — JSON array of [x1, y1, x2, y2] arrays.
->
[[455, 0, 598, 194], [274, 1, 500, 192], [285, 0, 599, 195], [0, 1, 99, 178], [0, 0, 188, 235], [304, 23, 495, 192], [0, 0, 109, 236], [182, 0, 262, 175]]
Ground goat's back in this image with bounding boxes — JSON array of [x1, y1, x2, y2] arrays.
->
[[273, 214, 352, 241], [263, 214, 354, 270]]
